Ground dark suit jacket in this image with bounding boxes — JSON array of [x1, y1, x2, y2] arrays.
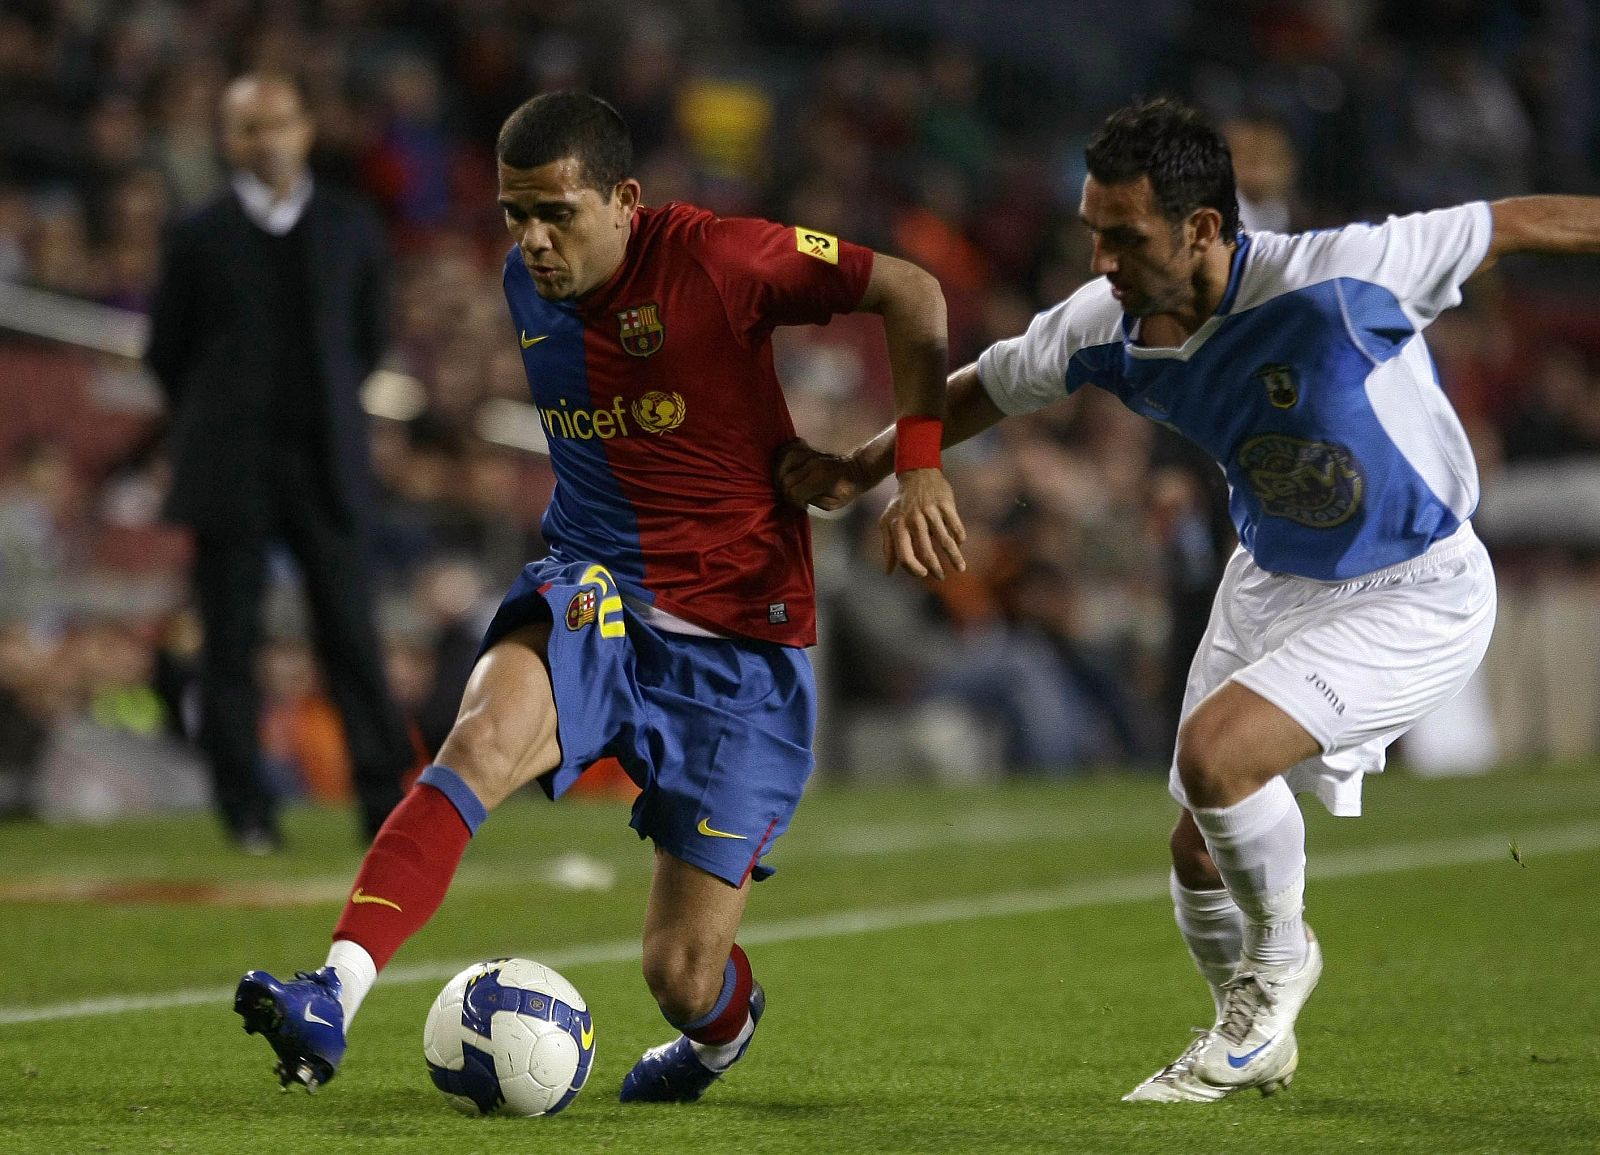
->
[[145, 184, 392, 532]]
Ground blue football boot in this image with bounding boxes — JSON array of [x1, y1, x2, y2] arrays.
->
[[234, 967, 347, 1092], [619, 982, 765, 1103]]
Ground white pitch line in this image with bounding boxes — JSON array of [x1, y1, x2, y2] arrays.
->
[[2, 819, 1596, 1028]]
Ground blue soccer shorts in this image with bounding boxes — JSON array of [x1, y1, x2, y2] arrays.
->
[[477, 556, 817, 886]]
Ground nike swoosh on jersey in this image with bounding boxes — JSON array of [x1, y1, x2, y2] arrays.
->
[[1226, 1036, 1277, 1068], [350, 888, 402, 911], [696, 817, 747, 840], [520, 331, 549, 348]]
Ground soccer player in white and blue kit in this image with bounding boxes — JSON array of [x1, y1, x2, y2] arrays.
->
[[781, 96, 1600, 1102]]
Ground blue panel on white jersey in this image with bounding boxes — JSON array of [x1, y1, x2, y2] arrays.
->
[[978, 208, 1489, 581]]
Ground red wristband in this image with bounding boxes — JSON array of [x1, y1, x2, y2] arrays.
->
[[895, 415, 943, 474]]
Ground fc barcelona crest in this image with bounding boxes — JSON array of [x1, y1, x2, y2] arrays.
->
[[617, 302, 665, 357], [1254, 363, 1300, 409], [565, 588, 598, 630]]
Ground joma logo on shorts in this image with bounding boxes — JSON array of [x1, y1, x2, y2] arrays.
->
[[1304, 672, 1345, 715]]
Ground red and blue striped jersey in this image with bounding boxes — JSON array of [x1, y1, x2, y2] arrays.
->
[[502, 201, 874, 646]]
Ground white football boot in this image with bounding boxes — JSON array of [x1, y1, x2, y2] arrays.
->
[[1124, 926, 1320, 1103], [1189, 925, 1321, 1094], [1121, 1028, 1233, 1102]]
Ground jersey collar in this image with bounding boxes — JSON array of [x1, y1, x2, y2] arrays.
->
[[1124, 232, 1253, 361], [1215, 231, 1253, 316]]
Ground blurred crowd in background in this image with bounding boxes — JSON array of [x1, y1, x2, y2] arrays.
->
[[3, 0, 1600, 824]]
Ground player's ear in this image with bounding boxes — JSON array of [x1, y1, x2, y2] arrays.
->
[[612, 179, 642, 226], [1188, 206, 1223, 251]]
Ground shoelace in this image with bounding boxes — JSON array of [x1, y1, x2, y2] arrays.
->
[[1215, 972, 1277, 1046], [1154, 1028, 1211, 1079], [293, 969, 337, 992]]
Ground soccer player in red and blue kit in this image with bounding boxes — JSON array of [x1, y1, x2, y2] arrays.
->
[[233, 91, 967, 1103]]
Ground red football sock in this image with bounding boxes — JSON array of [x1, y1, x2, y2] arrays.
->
[[681, 944, 754, 1045], [332, 783, 472, 971]]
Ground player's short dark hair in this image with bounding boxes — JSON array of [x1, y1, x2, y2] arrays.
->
[[496, 91, 632, 192], [1085, 97, 1240, 237]]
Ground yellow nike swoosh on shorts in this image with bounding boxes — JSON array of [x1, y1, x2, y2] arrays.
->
[[350, 888, 403, 911], [520, 331, 548, 348], [696, 817, 747, 840]]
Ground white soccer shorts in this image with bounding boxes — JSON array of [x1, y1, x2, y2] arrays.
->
[[1168, 522, 1496, 816]]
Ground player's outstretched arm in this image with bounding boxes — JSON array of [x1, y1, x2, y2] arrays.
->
[[777, 362, 1008, 506], [1482, 196, 1600, 272], [778, 357, 1013, 580], [837, 362, 1009, 492]]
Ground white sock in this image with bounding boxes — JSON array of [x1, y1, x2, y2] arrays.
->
[[688, 1013, 754, 1072], [1170, 871, 1243, 1018], [1190, 778, 1307, 972], [325, 940, 377, 1028]]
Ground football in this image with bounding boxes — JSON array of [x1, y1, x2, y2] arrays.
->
[[423, 958, 595, 1116]]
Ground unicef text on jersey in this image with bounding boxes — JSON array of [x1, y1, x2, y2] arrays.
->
[[538, 392, 686, 442]]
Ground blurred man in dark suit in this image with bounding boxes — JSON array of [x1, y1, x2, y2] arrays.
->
[[146, 73, 413, 852]]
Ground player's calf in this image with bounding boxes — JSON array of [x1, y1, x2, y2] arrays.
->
[[236, 766, 490, 1093]]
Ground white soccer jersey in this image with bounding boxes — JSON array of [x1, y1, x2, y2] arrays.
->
[[978, 203, 1493, 580]]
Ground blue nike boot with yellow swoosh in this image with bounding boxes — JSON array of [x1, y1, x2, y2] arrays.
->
[[234, 967, 347, 1092], [619, 983, 766, 1103]]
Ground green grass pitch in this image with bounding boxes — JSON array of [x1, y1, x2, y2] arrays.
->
[[2, 761, 1597, 1154]]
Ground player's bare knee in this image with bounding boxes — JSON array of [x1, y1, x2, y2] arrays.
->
[[640, 941, 724, 1024], [436, 711, 521, 810], [1174, 713, 1235, 807]]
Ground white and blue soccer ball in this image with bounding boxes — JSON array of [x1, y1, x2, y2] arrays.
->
[[423, 957, 595, 1117]]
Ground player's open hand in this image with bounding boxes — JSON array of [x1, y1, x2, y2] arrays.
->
[[881, 469, 966, 580], [775, 438, 868, 512]]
